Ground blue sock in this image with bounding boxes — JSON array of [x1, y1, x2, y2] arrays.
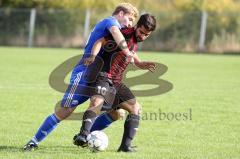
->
[[90, 113, 114, 132], [32, 114, 60, 144]]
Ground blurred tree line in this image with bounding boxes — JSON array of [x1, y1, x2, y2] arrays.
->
[[1, 0, 240, 52]]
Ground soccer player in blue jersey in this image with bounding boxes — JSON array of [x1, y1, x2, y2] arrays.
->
[[23, 3, 139, 151], [73, 14, 157, 152]]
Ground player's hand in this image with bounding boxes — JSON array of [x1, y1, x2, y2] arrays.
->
[[125, 51, 135, 63], [84, 55, 96, 66], [138, 61, 156, 72]]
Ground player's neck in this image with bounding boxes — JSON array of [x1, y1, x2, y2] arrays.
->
[[112, 15, 118, 20]]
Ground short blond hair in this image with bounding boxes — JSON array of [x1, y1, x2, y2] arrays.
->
[[112, 3, 139, 18]]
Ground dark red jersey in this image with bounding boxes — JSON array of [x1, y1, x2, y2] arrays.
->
[[97, 27, 138, 85]]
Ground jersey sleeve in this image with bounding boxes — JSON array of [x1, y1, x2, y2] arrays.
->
[[105, 18, 121, 30]]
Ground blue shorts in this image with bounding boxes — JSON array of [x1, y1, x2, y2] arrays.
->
[[61, 65, 90, 108]]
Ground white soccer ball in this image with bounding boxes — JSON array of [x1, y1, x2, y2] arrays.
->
[[87, 131, 108, 152]]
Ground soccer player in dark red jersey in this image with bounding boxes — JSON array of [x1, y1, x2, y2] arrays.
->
[[73, 14, 157, 152]]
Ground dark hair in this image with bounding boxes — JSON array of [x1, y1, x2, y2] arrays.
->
[[137, 14, 156, 31]]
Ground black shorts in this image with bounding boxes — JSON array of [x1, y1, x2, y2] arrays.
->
[[93, 75, 116, 105], [93, 74, 135, 110], [112, 83, 135, 109]]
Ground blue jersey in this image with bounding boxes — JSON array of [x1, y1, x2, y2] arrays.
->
[[84, 16, 121, 56], [74, 16, 121, 73], [62, 17, 121, 107], [71, 16, 121, 82]]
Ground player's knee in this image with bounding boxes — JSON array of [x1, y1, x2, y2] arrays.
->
[[89, 95, 104, 109], [117, 109, 126, 119], [108, 109, 126, 120], [120, 99, 140, 115], [108, 110, 119, 120], [128, 102, 141, 115], [55, 107, 75, 121]]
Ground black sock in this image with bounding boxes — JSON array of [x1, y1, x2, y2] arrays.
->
[[120, 114, 140, 148], [80, 110, 97, 136]]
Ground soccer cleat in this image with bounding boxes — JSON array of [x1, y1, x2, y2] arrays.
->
[[73, 133, 88, 147], [23, 140, 38, 151], [117, 145, 137, 152]]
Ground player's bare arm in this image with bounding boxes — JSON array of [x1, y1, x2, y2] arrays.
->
[[84, 38, 105, 66], [133, 52, 156, 72], [109, 26, 134, 58]]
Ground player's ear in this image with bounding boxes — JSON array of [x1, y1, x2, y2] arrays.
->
[[119, 10, 124, 17]]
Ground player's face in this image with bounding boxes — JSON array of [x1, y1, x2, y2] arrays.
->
[[119, 12, 135, 28], [135, 25, 152, 42]]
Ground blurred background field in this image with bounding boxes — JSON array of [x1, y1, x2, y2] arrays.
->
[[1, 0, 240, 53]]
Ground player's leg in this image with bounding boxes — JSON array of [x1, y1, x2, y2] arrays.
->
[[36, 107, 77, 141], [23, 70, 89, 151], [91, 83, 140, 152], [73, 95, 104, 147], [109, 83, 140, 152], [23, 107, 76, 150], [23, 94, 89, 151], [30, 104, 80, 143], [117, 99, 141, 152], [90, 109, 125, 132], [81, 95, 105, 133], [73, 75, 114, 147], [90, 82, 124, 132]]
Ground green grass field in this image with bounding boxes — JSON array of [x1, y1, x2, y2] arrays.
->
[[0, 47, 240, 159]]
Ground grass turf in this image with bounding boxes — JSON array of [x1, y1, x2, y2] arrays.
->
[[0, 47, 239, 159]]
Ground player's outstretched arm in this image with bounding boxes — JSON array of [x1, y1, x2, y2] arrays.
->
[[84, 38, 104, 66], [133, 53, 156, 72]]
